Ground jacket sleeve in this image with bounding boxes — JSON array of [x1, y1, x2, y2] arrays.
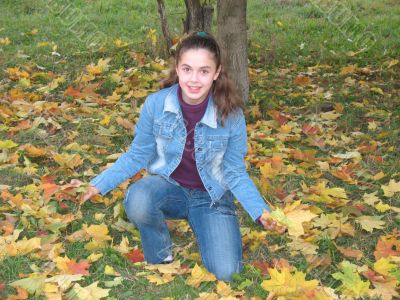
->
[[222, 112, 271, 221], [89, 95, 156, 195]]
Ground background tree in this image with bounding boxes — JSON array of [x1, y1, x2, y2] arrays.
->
[[217, 0, 249, 102], [157, 0, 249, 102]]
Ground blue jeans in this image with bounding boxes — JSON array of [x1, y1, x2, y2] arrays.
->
[[123, 175, 243, 281]]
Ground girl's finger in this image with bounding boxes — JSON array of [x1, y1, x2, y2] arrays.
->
[[70, 179, 83, 186]]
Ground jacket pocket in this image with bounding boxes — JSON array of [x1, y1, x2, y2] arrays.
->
[[206, 136, 228, 152], [153, 121, 174, 139]]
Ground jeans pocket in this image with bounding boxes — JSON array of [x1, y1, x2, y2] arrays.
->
[[213, 203, 237, 216], [212, 191, 236, 216]]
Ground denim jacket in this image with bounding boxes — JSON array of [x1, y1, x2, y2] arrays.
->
[[90, 84, 271, 221]]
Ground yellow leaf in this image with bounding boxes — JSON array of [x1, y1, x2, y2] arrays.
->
[[14, 237, 41, 256], [146, 273, 174, 285], [332, 261, 370, 298], [285, 208, 317, 237], [197, 292, 219, 300], [84, 224, 111, 242], [363, 192, 380, 206], [374, 257, 397, 276], [261, 267, 328, 298], [45, 274, 83, 291], [355, 215, 385, 232], [113, 39, 128, 48], [67, 281, 110, 300], [260, 162, 279, 179], [24, 144, 47, 157], [381, 179, 400, 197], [53, 153, 84, 169], [370, 87, 384, 95], [10, 276, 46, 296], [375, 201, 391, 212], [185, 264, 216, 288], [340, 65, 358, 75], [386, 59, 399, 68], [106, 91, 121, 103], [114, 236, 131, 254], [0, 139, 18, 149], [99, 115, 111, 126], [86, 58, 112, 76], [104, 265, 120, 276], [0, 37, 11, 45], [87, 253, 103, 263], [320, 111, 341, 120], [372, 171, 385, 180]]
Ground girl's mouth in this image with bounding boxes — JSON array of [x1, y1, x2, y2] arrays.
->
[[188, 86, 201, 93]]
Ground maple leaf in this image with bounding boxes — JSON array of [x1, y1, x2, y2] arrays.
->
[[369, 280, 400, 300], [67, 281, 110, 300], [67, 260, 91, 275], [252, 260, 270, 276], [374, 257, 397, 277], [104, 265, 120, 276], [332, 261, 370, 298], [261, 267, 329, 299], [335, 245, 363, 261], [270, 201, 317, 237], [146, 273, 174, 285], [185, 264, 216, 288], [53, 152, 84, 170], [10, 277, 46, 296], [355, 215, 385, 232], [23, 144, 47, 157], [54, 256, 91, 275], [293, 75, 311, 86], [83, 224, 111, 242], [41, 175, 59, 200], [126, 248, 144, 263], [374, 235, 400, 260], [86, 58, 112, 76], [381, 179, 400, 197], [114, 236, 131, 254]]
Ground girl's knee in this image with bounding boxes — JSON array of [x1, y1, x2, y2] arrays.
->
[[123, 183, 153, 224]]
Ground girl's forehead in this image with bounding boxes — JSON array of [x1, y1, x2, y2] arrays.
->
[[178, 48, 217, 65]]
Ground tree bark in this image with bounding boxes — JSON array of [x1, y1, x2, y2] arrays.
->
[[157, 0, 172, 53], [217, 0, 249, 102], [183, 0, 214, 33]]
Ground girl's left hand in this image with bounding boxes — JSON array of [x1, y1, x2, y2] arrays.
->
[[259, 211, 287, 234]]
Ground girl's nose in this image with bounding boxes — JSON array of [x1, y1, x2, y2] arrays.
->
[[189, 71, 199, 82]]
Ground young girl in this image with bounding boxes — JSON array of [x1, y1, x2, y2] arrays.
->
[[71, 32, 284, 281]]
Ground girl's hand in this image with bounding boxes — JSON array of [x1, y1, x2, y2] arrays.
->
[[259, 211, 287, 234], [70, 179, 100, 201]]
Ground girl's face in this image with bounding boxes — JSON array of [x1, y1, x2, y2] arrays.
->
[[176, 48, 221, 105]]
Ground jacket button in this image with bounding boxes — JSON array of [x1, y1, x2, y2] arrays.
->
[[197, 147, 202, 152]]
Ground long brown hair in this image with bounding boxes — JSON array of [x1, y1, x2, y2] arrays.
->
[[161, 32, 243, 124]]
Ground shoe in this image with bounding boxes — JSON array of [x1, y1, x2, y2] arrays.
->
[[161, 254, 173, 264]]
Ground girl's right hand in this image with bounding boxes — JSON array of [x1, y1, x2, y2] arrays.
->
[[70, 179, 100, 201]]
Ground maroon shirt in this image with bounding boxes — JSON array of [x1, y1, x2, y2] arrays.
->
[[170, 87, 209, 190]]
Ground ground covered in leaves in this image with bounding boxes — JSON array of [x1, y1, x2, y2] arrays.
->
[[1, 3, 400, 300]]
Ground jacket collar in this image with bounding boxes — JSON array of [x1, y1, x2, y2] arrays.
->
[[164, 84, 218, 128]]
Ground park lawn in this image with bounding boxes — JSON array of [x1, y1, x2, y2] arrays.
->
[[0, 0, 399, 299]]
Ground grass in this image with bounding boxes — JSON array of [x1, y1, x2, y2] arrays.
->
[[1, 0, 400, 299]]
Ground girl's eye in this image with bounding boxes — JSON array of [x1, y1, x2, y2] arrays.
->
[[201, 70, 209, 74], [182, 67, 190, 72]]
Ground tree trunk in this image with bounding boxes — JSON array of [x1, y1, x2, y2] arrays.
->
[[217, 0, 249, 102], [183, 0, 214, 33], [157, 0, 172, 53]]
